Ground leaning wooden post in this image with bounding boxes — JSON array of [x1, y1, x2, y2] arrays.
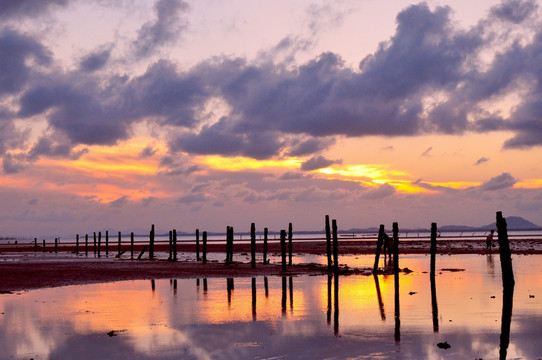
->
[[496, 211, 515, 289], [75, 234, 79, 255], [332, 219, 339, 273], [392, 222, 399, 274], [173, 229, 177, 261], [263, 227, 268, 265], [85, 234, 88, 256], [430, 223, 437, 276], [195, 229, 200, 261], [97, 231, 101, 258], [251, 223, 256, 268], [117, 231, 121, 258], [373, 225, 385, 273], [130, 232, 134, 259], [288, 222, 293, 266], [325, 215, 332, 270], [105, 230, 109, 255], [202, 231, 207, 264], [280, 230, 287, 271], [149, 224, 155, 260]]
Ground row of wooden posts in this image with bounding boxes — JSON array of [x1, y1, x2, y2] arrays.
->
[[32, 211, 515, 285]]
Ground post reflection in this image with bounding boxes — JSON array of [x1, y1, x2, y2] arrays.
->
[[289, 276, 293, 311], [500, 285, 514, 360], [334, 273, 339, 336], [227, 278, 234, 305], [373, 274, 386, 321], [264, 276, 269, 298], [430, 272, 439, 333], [252, 277, 257, 321], [394, 271, 400, 342], [282, 276, 287, 316]]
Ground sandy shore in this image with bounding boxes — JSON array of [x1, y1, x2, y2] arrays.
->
[[2, 238, 541, 293]]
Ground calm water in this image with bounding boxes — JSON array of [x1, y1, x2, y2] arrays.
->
[[1, 254, 541, 359]]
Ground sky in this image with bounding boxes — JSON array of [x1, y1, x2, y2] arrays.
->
[[2, 0, 542, 237]]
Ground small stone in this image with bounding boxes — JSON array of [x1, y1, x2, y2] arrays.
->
[[437, 341, 451, 349]]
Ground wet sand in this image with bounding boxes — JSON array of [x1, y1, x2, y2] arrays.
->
[[2, 238, 542, 292]]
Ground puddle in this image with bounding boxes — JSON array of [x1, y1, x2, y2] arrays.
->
[[1, 254, 541, 359]]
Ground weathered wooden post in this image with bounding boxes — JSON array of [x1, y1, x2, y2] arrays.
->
[[43, 239, 46, 252], [85, 234, 88, 256], [76, 234, 79, 255], [93, 232, 96, 254], [130, 232, 134, 259], [168, 230, 173, 261], [34, 238, 37, 252], [430, 223, 437, 276], [105, 230, 109, 255], [202, 231, 207, 264], [373, 225, 385, 272], [280, 229, 287, 271], [54, 238, 58, 253], [117, 231, 121, 258], [251, 223, 256, 268], [263, 227, 268, 264], [392, 222, 399, 274], [173, 229, 177, 261], [137, 245, 147, 260], [496, 211, 515, 289], [332, 219, 339, 273], [225, 226, 231, 264], [195, 229, 200, 261], [149, 224, 155, 260], [98, 231, 101, 258], [288, 222, 293, 266], [430, 222, 439, 332], [325, 215, 332, 270]]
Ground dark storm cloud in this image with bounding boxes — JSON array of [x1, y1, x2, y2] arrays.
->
[[0, 29, 51, 96], [479, 172, 517, 191], [490, 0, 538, 23], [287, 137, 335, 157], [0, 0, 69, 20], [79, 46, 112, 72], [300, 155, 342, 171], [132, 0, 189, 59]]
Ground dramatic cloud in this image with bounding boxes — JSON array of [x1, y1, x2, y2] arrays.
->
[[490, 0, 538, 23], [79, 46, 112, 72], [0, 0, 69, 21], [300, 155, 342, 171], [132, 0, 189, 59], [362, 183, 396, 199], [479, 172, 518, 191]]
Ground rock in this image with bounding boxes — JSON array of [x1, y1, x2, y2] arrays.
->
[[437, 341, 451, 349]]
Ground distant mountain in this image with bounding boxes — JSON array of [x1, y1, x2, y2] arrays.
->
[[481, 216, 541, 230]]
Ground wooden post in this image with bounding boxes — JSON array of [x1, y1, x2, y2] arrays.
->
[[85, 234, 88, 256], [263, 227, 268, 264], [34, 238, 37, 252], [93, 232, 96, 254], [76, 234, 79, 254], [130, 232, 134, 259], [225, 226, 231, 264], [280, 229, 287, 271], [117, 231, 121, 258], [54, 238, 58, 253], [251, 223, 256, 268], [392, 222, 399, 274], [149, 224, 155, 260], [373, 225, 385, 272], [325, 215, 332, 270], [173, 229, 177, 261], [288, 222, 293, 266], [97, 231, 101, 258], [202, 231, 207, 264], [168, 230, 173, 261], [105, 230, 109, 255], [430, 223, 437, 276], [137, 245, 147, 260], [496, 211, 515, 289], [332, 219, 338, 273], [43, 239, 46, 252], [196, 229, 200, 261]]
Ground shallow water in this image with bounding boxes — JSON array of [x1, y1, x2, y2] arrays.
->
[[1, 254, 541, 359]]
